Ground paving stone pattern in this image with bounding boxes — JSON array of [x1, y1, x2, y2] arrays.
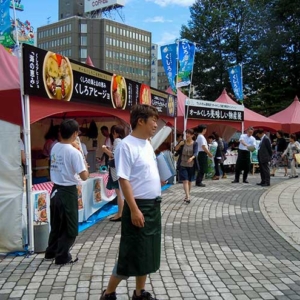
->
[[1, 173, 300, 299]]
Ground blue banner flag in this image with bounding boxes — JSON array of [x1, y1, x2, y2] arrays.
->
[[228, 65, 243, 101], [160, 43, 177, 93], [0, 0, 15, 48], [177, 40, 195, 88]]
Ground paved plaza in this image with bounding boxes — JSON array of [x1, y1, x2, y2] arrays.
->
[[1, 170, 300, 300]]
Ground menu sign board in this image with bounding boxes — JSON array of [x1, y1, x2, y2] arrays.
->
[[185, 98, 244, 121], [22, 44, 177, 117]]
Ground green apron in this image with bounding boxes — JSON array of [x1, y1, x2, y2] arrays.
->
[[117, 197, 162, 277]]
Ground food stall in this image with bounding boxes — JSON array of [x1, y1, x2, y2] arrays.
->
[[0, 44, 177, 253]]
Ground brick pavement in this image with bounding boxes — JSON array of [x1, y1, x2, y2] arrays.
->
[[1, 172, 300, 299]]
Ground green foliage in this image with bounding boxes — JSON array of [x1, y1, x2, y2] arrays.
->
[[181, 0, 300, 115]]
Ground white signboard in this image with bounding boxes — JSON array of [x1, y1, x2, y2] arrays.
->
[[186, 98, 244, 121], [84, 0, 125, 13], [186, 98, 244, 112]]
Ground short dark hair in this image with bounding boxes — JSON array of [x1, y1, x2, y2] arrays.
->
[[130, 104, 159, 130], [207, 135, 215, 140], [185, 129, 194, 135], [247, 127, 254, 131], [277, 130, 284, 138], [101, 126, 109, 132], [60, 119, 79, 139], [197, 124, 207, 133], [113, 124, 125, 139], [212, 131, 219, 139], [290, 134, 297, 141], [257, 128, 264, 134]]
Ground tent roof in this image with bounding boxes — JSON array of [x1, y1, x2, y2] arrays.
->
[[215, 89, 281, 131], [269, 96, 300, 133], [0, 45, 174, 126], [0, 45, 131, 125]]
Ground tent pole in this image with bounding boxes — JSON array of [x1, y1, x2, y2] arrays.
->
[[24, 94, 34, 253]]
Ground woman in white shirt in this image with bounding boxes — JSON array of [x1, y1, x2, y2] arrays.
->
[[102, 125, 126, 221]]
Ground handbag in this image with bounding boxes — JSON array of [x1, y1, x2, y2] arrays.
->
[[108, 159, 115, 168], [294, 153, 300, 164]]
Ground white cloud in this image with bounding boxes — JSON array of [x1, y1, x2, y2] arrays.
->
[[145, 0, 194, 7], [155, 31, 178, 46], [144, 16, 173, 23]]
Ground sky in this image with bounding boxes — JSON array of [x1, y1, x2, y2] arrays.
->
[[15, 0, 194, 47]]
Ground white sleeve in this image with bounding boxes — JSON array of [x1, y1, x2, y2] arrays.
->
[[72, 149, 86, 174], [114, 143, 132, 181]]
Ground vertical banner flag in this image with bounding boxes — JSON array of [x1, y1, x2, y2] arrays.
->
[[177, 40, 195, 88], [228, 65, 243, 101], [0, 0, 15, 48], [160, 43, 177, 93]]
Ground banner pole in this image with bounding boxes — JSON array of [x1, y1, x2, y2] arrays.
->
[[240, 63, 244, 133]]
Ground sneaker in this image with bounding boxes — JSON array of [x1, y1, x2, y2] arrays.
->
[[100, 290, 117, 300], [132, 290, 158, 300], [222, 174, 227, 179], [196, 183, 206, 187]]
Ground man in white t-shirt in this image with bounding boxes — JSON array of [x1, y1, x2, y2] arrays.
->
[[232, 127, 256, 183], [101, 105, 162, 300], [195, 124, 213, 187], [44, 119, 89, 265]]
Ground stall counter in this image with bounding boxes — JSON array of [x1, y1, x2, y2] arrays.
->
[[32, 172, 116, 223]]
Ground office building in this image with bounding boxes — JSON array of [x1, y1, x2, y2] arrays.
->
[[157, 59, 169, 91], [37, 17, 152, 84]]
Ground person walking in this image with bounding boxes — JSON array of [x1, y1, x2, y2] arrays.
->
[[232, 127, 256, 184], [174, 129, 198, 203], [195, 124, 213, 187], [256, 129, 273, 186], [44, 119, 89, 265], [100, 104, 163, 300], [102, 124, 126, 222], [270, 130, 288, 177], [282, 134, 300, 178], [211, 132, 225, 180]]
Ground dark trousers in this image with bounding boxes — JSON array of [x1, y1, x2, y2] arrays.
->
[[259, 161, 270, 185], [45, 189, 76, 264], [196, 152, 208, 184], [234, 150, 250, 182]]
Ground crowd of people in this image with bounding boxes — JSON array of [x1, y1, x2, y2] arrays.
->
[[175, 126, 300, 203], [35, 106, 300, 300]]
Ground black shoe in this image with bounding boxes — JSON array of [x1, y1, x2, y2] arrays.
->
[[261, 183, 270, 187], [109, 217, 122, 222], [100, 290, 117, 300], [243, 180, 249, 183], [231, 180, 239, 183], [256, 182, 264, 185], [44, 253, 55, 261], [55, 257, 78, 266], [132, 290, 158, 300], [196, 183, 206, 187]]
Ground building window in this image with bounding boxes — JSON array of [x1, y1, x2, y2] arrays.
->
[[81, 36, 87, 46], [106, 25, 109, 32], [81, 23, 87, 33], [80, 48, 87, 58]]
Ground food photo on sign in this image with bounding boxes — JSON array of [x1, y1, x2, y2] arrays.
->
[[111, 74, 127, 109], [140, 83, 151, 105], [43, 51, 73, 101]]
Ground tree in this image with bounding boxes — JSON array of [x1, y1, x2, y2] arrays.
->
[[181, 0, 300, 116]]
